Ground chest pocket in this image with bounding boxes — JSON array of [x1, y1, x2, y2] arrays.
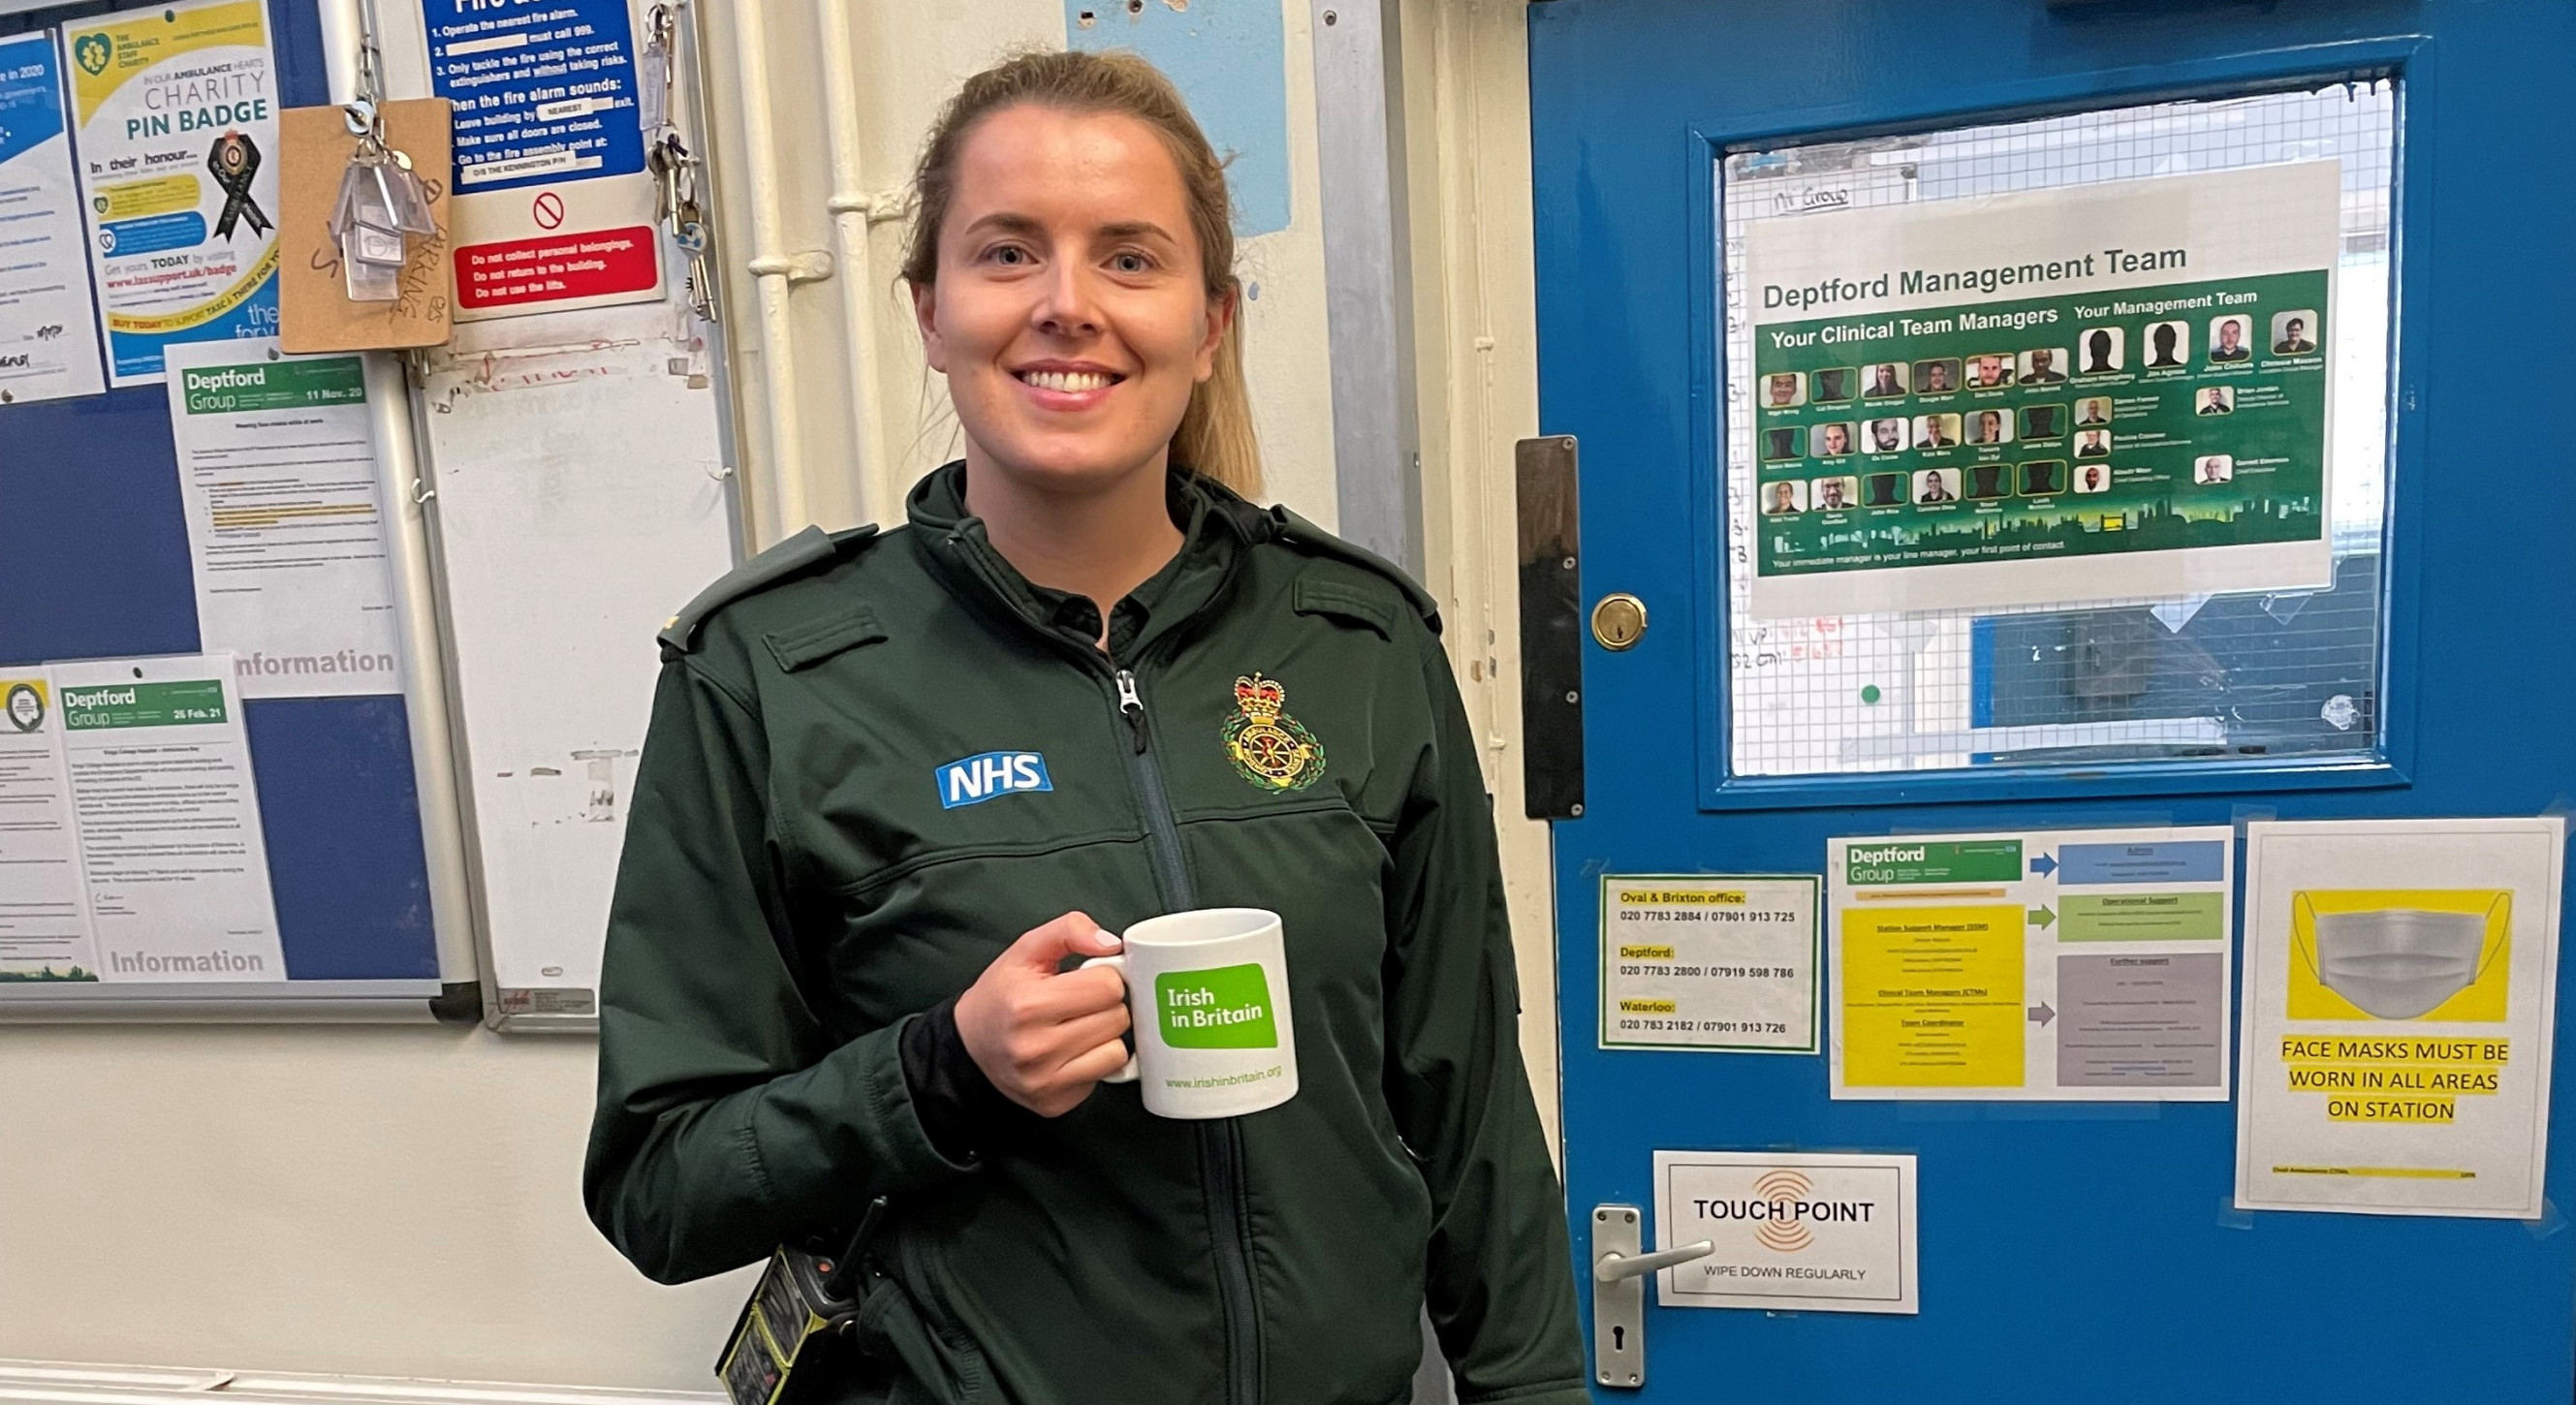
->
[[765, 608, 888, 671]]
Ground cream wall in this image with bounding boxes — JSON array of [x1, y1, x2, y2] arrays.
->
[[0, 0, 1552, 1388], [1400, 0, 1557, 1148], [0, 1027, 746, 1387]]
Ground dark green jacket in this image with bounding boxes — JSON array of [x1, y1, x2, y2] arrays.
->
[[585, 465, 1585, 1405]]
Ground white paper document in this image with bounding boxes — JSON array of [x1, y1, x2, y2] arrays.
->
[[2237, 817, 2565, 1218], [1600, 874, 1820, 1053], [162, 339, 402, 698], [52, 655, 283, 982], [0, 31, 107, 404], [0, 673, 100, 981], [1654, 1150, 1919, 1315]]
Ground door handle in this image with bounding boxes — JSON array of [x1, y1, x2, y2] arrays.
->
[[1590, 1203, 1712, 1389], [1594, 1237, 1714, 1282]]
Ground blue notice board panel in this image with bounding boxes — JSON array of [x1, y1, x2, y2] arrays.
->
[[0, 0, 448, 1008]]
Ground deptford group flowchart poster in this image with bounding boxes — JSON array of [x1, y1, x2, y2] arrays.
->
[[1744, 161, 2340, 618], [1828, 827, 2237, 1101]]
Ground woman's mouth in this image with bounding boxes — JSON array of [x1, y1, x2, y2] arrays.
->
[[1016, 368, 1122, 392]]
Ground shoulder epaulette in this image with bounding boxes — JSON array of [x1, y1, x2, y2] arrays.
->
[[658, 524, 881, 654], [1267, 507, 1441, 632]]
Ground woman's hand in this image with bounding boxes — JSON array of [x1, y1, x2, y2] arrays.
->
[[955, 912, 1132, 1117]]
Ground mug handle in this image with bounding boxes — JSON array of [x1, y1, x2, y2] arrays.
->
[[1081, 954, 1140, 1083]]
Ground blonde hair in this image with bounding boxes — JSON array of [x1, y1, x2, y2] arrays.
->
[[901, 49, 1263, 498]]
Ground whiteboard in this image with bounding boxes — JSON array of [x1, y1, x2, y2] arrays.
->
[[421, 300, 740, 1029]]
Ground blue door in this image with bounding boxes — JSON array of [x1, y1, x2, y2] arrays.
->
[[1532, 2, 2576, 1399]]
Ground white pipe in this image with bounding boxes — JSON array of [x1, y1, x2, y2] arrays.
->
[[815, 0, 890, 523], [318, 0, 485, 998], [727, 0, 813, 542]]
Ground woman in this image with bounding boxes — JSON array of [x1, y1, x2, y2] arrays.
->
[[583, 49, 1585, 1405]]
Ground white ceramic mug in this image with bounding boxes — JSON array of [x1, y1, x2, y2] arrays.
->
[[1084, 907, 1300, 1119]]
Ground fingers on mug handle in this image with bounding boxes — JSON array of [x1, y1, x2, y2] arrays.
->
[[1078, 954, 1140, 1082]]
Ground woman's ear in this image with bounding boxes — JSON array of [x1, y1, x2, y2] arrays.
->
[[912, 279, 947, 374], [1194, 284, 1236, 384]]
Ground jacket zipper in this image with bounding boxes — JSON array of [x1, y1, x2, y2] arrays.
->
[[1112, 667, 1261, 1405]]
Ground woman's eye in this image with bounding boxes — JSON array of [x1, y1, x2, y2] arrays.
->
[[1112, 252, 1150, 274], [990, 245, 1030, 266]]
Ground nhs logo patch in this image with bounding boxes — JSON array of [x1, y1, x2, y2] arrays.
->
[[936, 751, 1053, 809]]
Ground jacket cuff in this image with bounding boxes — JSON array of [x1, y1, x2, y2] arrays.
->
[[742, 1018, 978, 1223]]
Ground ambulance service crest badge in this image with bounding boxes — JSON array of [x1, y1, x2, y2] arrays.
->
[[1222, 673, 1324, 793]]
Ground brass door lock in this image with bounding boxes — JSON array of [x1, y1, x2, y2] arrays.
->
[[1590, 593, 1647, 650]]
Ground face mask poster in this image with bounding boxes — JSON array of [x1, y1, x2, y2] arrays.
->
[[1744, 160, 2339, 618], [60, 0, 281, 387], [2238, 818, 2566, 1218]]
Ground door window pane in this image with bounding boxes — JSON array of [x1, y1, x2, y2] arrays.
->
[[1720, 83, 2396, 778]]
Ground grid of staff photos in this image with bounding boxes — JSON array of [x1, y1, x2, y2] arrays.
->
[[1750, 310, 2320, 517]]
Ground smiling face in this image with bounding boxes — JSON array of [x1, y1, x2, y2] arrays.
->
[[913, 105, 1228, 496]]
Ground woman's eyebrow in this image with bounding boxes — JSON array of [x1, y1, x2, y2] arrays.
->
[[1097, 220, 1176, 243], [958, 211, 1046, 238]]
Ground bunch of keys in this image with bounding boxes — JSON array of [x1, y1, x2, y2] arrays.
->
[[330, 100, 436, 302], [648, 128, 715, 319]]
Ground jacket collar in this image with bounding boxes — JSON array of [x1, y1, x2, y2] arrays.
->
[[905, 460, 1268, 662]]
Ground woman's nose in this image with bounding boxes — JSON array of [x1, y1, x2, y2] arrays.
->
[[1033, 263, 1101, 336]]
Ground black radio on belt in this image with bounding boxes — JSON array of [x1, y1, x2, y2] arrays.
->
[[717, 1197, 888, 1405]]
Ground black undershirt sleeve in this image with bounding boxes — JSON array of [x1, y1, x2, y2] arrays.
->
[[897, 998, 1027, 1164]]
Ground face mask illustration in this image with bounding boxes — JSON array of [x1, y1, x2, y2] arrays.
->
[[2307, 906, 2497, 1020]]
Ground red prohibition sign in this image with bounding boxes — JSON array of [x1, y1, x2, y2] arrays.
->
[[532, 191, 567, 230]]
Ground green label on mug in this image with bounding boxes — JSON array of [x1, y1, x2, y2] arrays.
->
[[1155, 963, 1278, 1049]]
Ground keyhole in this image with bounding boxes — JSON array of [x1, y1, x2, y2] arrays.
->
[[1613, 1326, 1626, 1352]]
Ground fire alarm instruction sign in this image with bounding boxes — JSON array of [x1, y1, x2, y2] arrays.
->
[[1601, 875, 1820, 1053], [425, 0, 662, 320], [427, 0, 644, 192]]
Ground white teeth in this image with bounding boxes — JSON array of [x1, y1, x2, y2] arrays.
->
[[1022, 370, 1113, 392]]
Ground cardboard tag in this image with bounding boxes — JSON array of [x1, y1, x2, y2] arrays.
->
[[279, 100, 456, 352]]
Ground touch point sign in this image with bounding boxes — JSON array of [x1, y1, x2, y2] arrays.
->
[[1653, 1150, 1921, 1314]]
